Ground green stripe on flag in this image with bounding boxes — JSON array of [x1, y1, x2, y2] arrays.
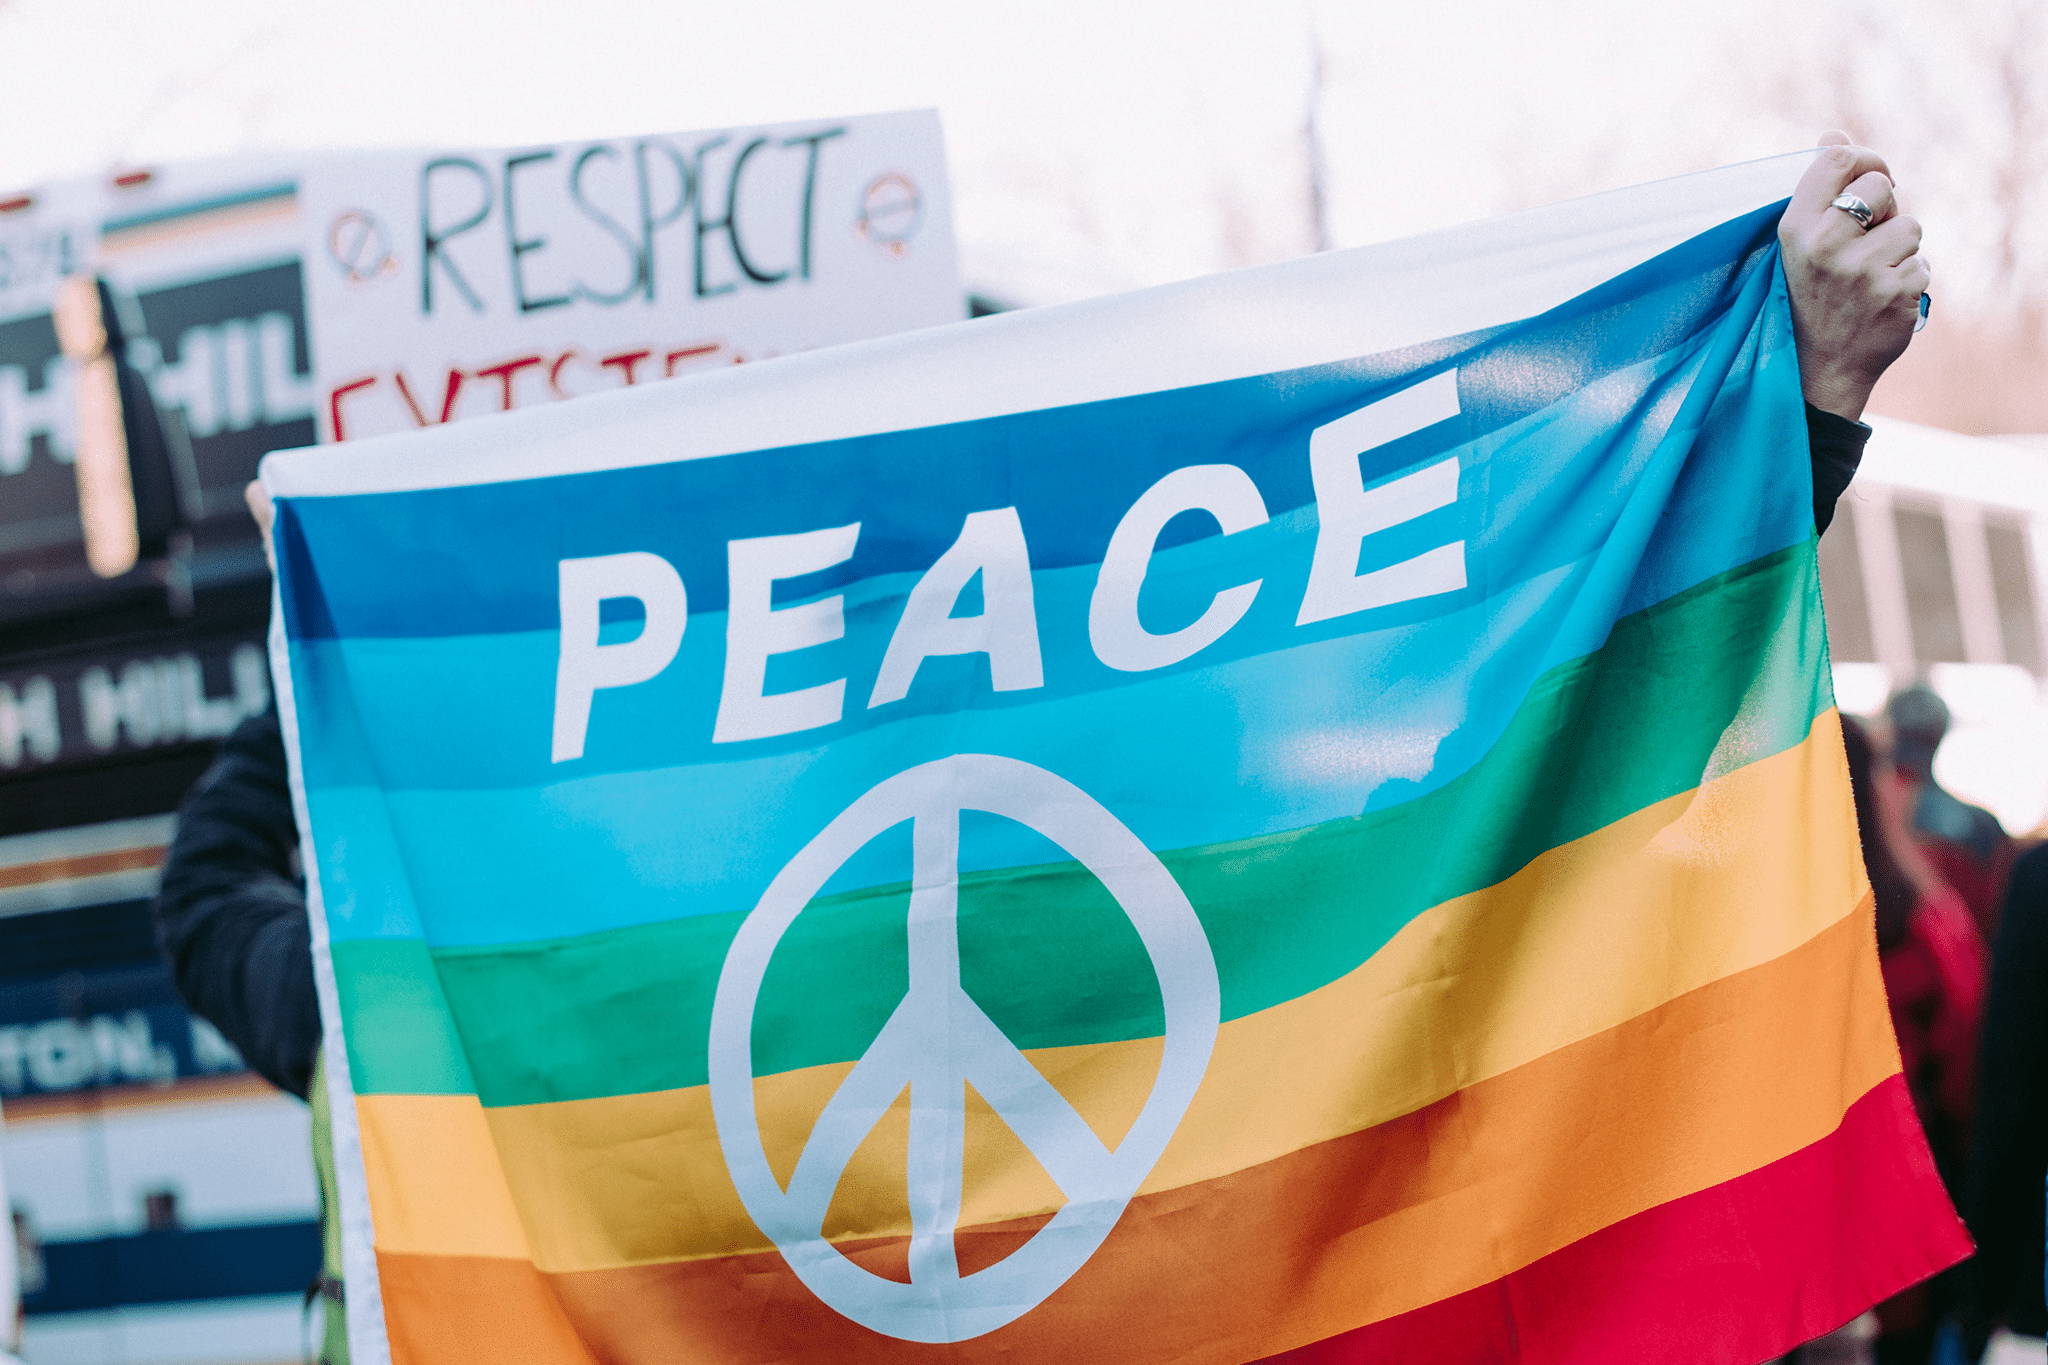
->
[[336, 541, 1829, 1103], [331, 935, 476, 1095]]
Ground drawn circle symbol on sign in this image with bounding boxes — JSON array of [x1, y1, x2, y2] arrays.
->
[[327, 209, 395, 285], [856, 173, 924, 256], [709, 754, 1221, 1343]]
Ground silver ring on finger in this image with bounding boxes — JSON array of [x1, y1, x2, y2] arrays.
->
[[1830, 194, 1876, 231]]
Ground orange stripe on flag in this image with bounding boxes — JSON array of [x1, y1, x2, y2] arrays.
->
[[376, 1250, 595, 1365]]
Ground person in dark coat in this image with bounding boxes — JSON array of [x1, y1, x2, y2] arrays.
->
[[1829, 715, 1987, 1365], [1886, 684, 2014, 944], [154, 705, 319, 1100], [1958, 843, 2048, 1360]]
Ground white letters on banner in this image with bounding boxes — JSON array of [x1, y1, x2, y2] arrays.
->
[[552, 552, 689, 763], [714, 523, 862, 745], [555, 419, 1479, 759], [870, 508, 1044, 708], [1297, 370, 1467, 627], [300, 111, 962, 443], [1090, 465, 1268, 673]]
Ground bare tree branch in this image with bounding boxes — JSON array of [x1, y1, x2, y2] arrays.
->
[[1303, 23, 1333, 255]]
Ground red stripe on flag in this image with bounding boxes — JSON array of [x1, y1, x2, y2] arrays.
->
[[1258, 1073, 1968, 1365]]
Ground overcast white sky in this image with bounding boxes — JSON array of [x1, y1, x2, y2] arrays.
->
[[0, 0, 1832, 306]]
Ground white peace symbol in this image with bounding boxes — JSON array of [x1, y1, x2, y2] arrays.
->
[[708, 754, 1221, 1344]]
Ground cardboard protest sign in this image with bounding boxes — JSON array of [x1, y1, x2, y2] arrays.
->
[[299, 110, 960, 442], [265, 152, 1967, 1365]]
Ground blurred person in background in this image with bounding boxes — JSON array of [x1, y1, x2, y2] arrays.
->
[[1838, 714, 1987, 1365], [152, 487, 345, 1364], [1957, 839, 2048, 1362], [1886, 684, 2014, 944]]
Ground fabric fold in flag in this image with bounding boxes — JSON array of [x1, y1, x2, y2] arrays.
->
[[267, 147, 1968, 1365]]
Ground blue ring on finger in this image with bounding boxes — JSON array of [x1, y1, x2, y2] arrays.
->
[[1914, 292, 1931, 334]]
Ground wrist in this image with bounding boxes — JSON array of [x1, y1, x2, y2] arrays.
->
[[1800, 367, 1875, 422]]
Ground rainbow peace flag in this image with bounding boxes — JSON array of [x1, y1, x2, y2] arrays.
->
[[268, 150, 1968, 1365]]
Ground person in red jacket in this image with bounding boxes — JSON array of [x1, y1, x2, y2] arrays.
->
[[1885, 684, 2014, 944], [1840, 714, 1988, 1365]]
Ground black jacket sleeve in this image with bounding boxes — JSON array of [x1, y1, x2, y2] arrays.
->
[[1964, 843, 2048, 1337], [1807, 402, 1870, 536], [153, 709, 321, 1100]]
